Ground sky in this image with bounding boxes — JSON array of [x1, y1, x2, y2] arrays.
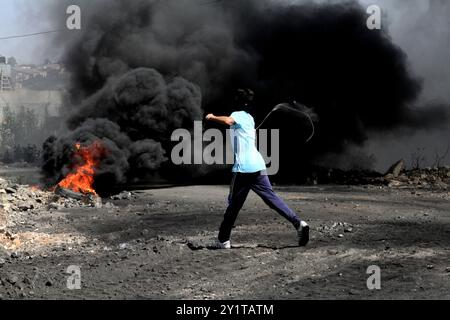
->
[[0, 0, 60, 65]]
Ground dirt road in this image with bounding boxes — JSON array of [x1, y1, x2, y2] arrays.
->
[[1, 183, 449, 299]]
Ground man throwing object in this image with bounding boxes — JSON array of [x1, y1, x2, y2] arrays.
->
[[205, 89, 309, 249]]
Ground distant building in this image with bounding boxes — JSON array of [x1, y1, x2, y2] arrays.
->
[[0, 88, 63, 120], [13, 65, 47, 87], [0, 56, 13, 91], [0, 56, 67, 121]]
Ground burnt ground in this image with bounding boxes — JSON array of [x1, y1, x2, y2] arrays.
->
[[0, 168, 449, 300]]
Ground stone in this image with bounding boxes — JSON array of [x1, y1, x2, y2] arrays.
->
[[385, 159, 405, 178], [104, 202, 115, 209], [348, 289, 361, 295], [0, 246, 8, 259], [388, 180, 402, 187], [93, 197, 103, 209], [111, 191, 133, 200], [18, 202, 34, 211], [5, 188, 16, 194], [119, 243, 128, 250], [48, 203, 60, 210], [7, 274, 19, 285]]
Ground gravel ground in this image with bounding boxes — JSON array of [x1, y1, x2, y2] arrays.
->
[[1, 173, 449, 300]]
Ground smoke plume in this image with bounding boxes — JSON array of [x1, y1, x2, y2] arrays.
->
[[42, 0, 449, 189]]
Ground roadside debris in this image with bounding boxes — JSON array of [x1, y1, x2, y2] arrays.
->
[[304, 162, 449, 189], [384, 166, 450, 189], [385, 159, 405, 178], [0, 177, 119, 249]]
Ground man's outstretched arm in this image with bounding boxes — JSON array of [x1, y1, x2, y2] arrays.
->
[[205, 114, 235, 126]]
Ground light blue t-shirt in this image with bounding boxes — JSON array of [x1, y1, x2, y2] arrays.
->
[[230, 111, 267, 173]]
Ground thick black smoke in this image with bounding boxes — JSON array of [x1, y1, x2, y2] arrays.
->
[[42, 68, 202, 189], [43, 0, 448, 189]]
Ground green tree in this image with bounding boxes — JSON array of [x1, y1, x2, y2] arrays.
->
[[0, 105, 41, 163]]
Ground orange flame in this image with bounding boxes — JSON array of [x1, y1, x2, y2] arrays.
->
[[58, 141, 106, 195]]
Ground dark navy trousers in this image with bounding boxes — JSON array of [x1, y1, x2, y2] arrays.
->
[[218, 171, 301, 243]]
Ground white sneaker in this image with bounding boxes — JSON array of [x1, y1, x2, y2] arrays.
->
[[215, 240, 231, 249], [297, 221, 310, 247]]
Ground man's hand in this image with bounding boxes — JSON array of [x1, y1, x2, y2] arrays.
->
[[205, 114, 215, 121]]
